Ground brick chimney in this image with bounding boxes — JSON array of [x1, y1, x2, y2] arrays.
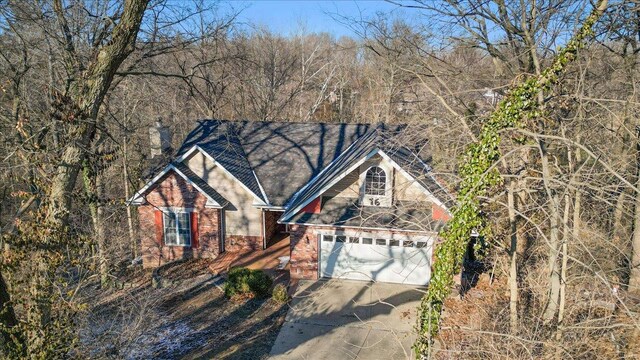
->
[[149, 118, 172, 158]]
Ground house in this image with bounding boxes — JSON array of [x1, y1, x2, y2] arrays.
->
[[128, 119, 453, 286]]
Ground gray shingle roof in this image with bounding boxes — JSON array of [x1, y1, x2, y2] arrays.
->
[[280, 124, 453, 221], [382, 145, 455, 209], [173, 162, 229, 207], [177, 120, 373, 206], [176, 121, 266, 203], [174, 120, 453, 216], [288, 197, 446, 232]]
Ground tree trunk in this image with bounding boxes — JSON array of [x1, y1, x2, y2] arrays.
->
[[629, 126, 640, 293], [542, 193, 561, 325], [94, 176, 108, 287], [46, 0, 148, 227], [541, 138, 561, 325], [554, 191, 571, 358], [573, 143, 582, 238], [123, 134, 137, 259], [27, 251, 51, 352], [508, 180, 519, 332], [96, 204, 108, 286], [612, 187, 627, 243], [84, 153, 109, 286], [32, 0, 148, 342]]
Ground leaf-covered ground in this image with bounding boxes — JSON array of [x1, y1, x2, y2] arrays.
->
[[79, 260, 287, 359]]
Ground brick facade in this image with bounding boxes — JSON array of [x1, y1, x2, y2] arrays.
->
[[301, 197, 322, 214], [137, 171, 446, 276], [138, 171, 221, 268], [289, 224, 319, 280]]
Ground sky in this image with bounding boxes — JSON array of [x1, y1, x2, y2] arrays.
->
[[233, 1, 408, 38]]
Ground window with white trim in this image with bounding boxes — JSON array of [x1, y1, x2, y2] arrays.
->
[[364, 166, 386, 196], [164, 210, 191, 246]]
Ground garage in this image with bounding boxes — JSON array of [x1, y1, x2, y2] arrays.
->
[[318, 232, 434, 286]]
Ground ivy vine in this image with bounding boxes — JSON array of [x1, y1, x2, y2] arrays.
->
[[414, 2, 607, 356]]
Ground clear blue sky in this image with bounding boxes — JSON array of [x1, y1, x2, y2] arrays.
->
[[233, 1, 407, 37]]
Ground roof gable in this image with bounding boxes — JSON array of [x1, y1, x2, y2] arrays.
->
[[280, 130, 453, 222], [178, 145, 267, 205], [177, 120, 373, 206], [176, 122, 267, 204], [128, 163, 228, 208], [136, 120, 451, 213]]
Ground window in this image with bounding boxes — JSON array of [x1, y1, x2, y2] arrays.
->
[[164, 211, 191, 246], [364, 166, 386, 196], [335, 235, 346, 243], [389, 240, 400, 247], [348, 237, 359, 243], [403, 241, 414, 248], [362, 238, 373, 245], [416, 241, 429, 248], [323, 235, 334, 242], [376, 238, 387, 246]]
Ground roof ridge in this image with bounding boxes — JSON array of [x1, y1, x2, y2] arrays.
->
[[226, 122, 271, 205]]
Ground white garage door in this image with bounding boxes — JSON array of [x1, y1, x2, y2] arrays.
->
[[319, 232, 433, 286]]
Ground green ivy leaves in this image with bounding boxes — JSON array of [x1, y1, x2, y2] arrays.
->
[[414, 2, 607, 356]]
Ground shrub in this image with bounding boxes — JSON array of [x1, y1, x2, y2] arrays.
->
[[272, 283, 289, 303], [224, 267, 272, 299]]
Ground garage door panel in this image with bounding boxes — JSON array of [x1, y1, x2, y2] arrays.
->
[[319, 234, 432, 286]]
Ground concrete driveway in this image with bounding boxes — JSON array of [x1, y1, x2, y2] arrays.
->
[[269, 279, 425, 359]]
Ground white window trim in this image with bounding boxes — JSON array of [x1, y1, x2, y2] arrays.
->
[[281, 147, 451, 223], [360, 162, 393, 207], [363, 166, 388, 197], [163, 209, 192, 247]]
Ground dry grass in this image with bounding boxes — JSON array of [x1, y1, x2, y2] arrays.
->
[[78, 260, 288, 359]]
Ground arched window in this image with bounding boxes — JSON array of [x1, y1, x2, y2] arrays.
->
[[364, 166, 386, 196]]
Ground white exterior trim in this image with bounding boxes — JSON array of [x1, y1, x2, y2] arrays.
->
[[162, 208, 192, 247], [281, 147, 451, 222], [376, 149, 451, 214], [317, 229, 435, 285], [281, 148, 379, 222], [127, 164, 222, 208], [360, 162, 393, 207], [175, 145, 200, 163], [254, 170, 270, 206], [158, 207, 196, 212], [409, 151, 453, 212], [254, 205, 287, 210], [177, 145, 268, 206], [283, 134, 367, 209], [315, 229, 435, 242]]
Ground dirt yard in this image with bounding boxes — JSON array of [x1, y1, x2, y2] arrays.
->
[[79, 260, 288, 359]]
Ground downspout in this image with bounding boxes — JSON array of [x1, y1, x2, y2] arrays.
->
[[219, 209, 226, 253], [262, 209, 267, 250]]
